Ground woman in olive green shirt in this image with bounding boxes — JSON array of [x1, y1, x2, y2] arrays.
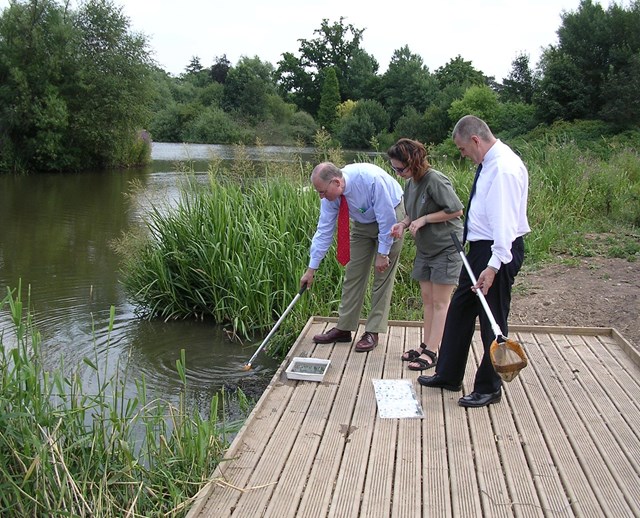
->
[[388, 138, 464, 370]]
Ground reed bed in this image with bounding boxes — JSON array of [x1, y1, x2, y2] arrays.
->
[[0, 285, 249, 517], [116, 140, 640, 355]]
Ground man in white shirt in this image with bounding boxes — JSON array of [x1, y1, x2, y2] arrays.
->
[[300, 161, 405, 352], [418, 115, 530, 407]]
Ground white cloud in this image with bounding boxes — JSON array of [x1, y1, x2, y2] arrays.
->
[[1, 0, 613, 80]]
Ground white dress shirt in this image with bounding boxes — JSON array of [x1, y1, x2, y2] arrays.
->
[[466, 140, 531, 268]]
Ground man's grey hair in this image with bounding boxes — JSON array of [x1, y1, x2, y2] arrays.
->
[[452, 115, 494, 141], [311, 162, 343, 183]]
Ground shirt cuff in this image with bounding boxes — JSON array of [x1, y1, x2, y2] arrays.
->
[[488, 256, 501, 271]]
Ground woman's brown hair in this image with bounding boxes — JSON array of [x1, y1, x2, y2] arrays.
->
[[387, 138, 431, 179]]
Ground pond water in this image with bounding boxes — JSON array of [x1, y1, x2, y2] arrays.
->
[[0, 142, 349, 409]]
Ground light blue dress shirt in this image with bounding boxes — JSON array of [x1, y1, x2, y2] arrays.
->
[[309, 163, 403, 269]]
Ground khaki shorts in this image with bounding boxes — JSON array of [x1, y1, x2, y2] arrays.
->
[[411, 250, 462, 284]]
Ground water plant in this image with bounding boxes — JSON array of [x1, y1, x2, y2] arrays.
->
[[115, 138, 640, 355], [0, 285, 248, 517]]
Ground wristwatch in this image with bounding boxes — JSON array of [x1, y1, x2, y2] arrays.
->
[[378, 253, 389, 259]]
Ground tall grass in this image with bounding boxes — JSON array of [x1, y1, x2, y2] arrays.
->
[[0, 285, 249, 517], [116, 139, 640, 354]]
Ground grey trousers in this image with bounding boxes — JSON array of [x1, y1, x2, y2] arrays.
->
[[337, 203, 405, 334]]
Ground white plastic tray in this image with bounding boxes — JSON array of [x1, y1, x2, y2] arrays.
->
[[285, 357, 331, 382]]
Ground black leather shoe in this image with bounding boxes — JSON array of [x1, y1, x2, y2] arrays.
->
[[458, 389, 502, 408], [313, 327, 352, 344], [417, 374, 461, 391]]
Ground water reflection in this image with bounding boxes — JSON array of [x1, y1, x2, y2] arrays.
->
[[0, 145, 294, 414]]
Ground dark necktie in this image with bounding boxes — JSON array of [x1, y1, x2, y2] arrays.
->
[[462, 164, 483, 244], [337, 195, 350, 266]]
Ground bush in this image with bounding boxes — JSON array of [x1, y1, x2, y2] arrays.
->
[[182, 107, 250, 144], [336, 99, 389, 149]]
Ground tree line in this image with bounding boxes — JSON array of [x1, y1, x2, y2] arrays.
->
[[1, 0, 639, 173]]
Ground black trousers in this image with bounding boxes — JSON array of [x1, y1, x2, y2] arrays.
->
[[436, 237, 525, 393]]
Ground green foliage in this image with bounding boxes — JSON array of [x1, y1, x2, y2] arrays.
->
[[494, 102, 538, 139], [535, 0, 640, 127], [336, 99, 390, 149], [448, 85, 500, 129], [183, 106, 251, 144], [0, 286, 247, 516], [274, 17, 372, 116], [317, 67, 341, 130], [222, 56, 276, 121], [116, 170, 322, 338], [501, 53, 536, 104], [379, 46, 438, 125], [0, 0, 155, 172], [393, 106, 430, 143], [434, 55, 488, 89]]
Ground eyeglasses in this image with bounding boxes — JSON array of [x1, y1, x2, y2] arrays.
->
[[391, 163, 408, 174], [315, 179, 336, 196]]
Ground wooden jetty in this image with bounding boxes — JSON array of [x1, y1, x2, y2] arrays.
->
[[186, 317, 640, 517]]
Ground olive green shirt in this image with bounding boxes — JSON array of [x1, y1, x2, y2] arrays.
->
[[404, 168, 464, 257]]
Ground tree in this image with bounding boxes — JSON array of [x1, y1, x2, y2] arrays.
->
[[209, 54, 231, 84], [534, 47, 591, 123], [317, 67, 340, 130], [434, 55, 487, 90], [599, 52, 640, 128], [501, 53, 536, 104], [223, 56, 276, 121], [535, 0, 640, 126], [379, 46, 438, 127], [275, 18, 370, 116], [185, 56, 203, 75], [448, 85, 500, 130], [413, 57, 488, 145], [0, 0, 155, 172], [336, 99, 389, 149]]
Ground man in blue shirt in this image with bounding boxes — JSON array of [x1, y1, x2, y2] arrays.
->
[[300, 161, 405, 352], [418, 115, 530, 407]]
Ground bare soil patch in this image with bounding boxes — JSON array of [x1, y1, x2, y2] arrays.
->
[[511, 257, 640, 349]]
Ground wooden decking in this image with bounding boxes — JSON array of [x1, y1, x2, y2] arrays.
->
[[186, 317, 640, 517]]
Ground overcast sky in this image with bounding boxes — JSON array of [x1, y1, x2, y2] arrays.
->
[[2, 0, 613, 80]]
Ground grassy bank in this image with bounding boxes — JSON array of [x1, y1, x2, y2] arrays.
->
[[116, 137, 639, 357], [0, 285, 250, 517]]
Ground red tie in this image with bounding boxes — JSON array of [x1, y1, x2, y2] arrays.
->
[[337, 195, 350, 266]]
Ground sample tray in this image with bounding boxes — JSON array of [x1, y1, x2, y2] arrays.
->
[[285, 357, 331, 382]]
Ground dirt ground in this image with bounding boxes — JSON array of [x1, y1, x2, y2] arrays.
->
[[510, 256, 640, 350]]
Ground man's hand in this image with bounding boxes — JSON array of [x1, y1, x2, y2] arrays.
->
[[375, 254, 390, 273], [473, 267, 496, 295], [301, 268, 316, 288]]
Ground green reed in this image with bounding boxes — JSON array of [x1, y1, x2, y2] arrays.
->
[[0, 286, 248, 517], [116, 139, 639, 352]]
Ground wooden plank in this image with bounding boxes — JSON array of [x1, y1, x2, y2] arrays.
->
[[526, 331, 612, 517], [360, 326, 402, 518], [262, 330, 350, 518], [551, 333, 640, 511], [466, 334, 514, 518], [503, 332, 574, 518], [413, 320, 453, 518], [443, 332, 484, 518], [328, 326, 387, 518], [295, 324, 369, 518], [186, 320, 640, 518]]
